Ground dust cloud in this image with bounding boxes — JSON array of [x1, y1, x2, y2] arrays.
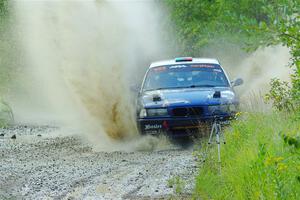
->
[[11, 0, 171, 149], [200, 44, 291, 111], [229, 46, 291, 111]]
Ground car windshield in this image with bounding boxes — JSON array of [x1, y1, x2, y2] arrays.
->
[[143, 64, 229, 91]]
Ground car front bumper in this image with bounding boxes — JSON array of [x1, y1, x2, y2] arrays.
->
[[137, 115, 232, 137]]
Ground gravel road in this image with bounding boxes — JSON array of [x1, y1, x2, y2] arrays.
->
[[0, 126, 198, 199]]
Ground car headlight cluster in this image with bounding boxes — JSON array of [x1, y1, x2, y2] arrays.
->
[[208, 104, 236, 114], [139, 108, 168, 117], [139, 108, 147, 118]]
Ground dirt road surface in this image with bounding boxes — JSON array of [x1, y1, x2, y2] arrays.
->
[[0, 126, 198, 199]]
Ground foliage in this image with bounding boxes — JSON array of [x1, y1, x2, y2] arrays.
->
[[261, 9, 300, 109], [0, 0, 8, 17], [265, 78, 294, 111], [163, 0, 298, 56], [280, 15, 300, 105], [194, 112, 300, 200]]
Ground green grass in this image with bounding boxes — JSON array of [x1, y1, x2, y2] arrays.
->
[[194, 112, 300, 200]]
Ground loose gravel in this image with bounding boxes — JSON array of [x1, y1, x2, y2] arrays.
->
[[0, 126, 198, 199]]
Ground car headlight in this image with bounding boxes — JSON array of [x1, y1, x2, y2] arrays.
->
[[147, 108, 168, 117], [139, 108, 147, 118]]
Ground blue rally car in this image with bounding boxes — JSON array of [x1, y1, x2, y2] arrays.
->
[[136, 57, 243, 137]]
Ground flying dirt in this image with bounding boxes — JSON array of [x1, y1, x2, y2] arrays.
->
[[10, 0, 173, 145]]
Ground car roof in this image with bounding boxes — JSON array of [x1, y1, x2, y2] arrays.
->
[[149, 58, 220, 68]]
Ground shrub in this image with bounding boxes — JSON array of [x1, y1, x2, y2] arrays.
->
[[265, 78, 294, 111]]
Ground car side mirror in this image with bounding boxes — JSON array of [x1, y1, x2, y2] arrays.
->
[[231, 78, 243, 87]]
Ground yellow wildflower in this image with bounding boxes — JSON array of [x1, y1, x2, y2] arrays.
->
[[274, 157, 284, 164], [265, 156, 284, 166], [235, 112, 242, 117], [277, 163, 288, 172]]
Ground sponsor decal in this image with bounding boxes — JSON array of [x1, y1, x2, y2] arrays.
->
[[191, 64, 215, 68], [145, 124, 162, 130], [169, 65, 187, 69], [153, 66, 167, 72]]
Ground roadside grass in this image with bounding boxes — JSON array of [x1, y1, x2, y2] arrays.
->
[[194, 112, 300, 200]]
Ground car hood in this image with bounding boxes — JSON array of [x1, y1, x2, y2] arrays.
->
[[140, 87, 237, 108]]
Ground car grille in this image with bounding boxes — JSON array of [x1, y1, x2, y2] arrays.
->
[[172, 107, 204, 117]]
